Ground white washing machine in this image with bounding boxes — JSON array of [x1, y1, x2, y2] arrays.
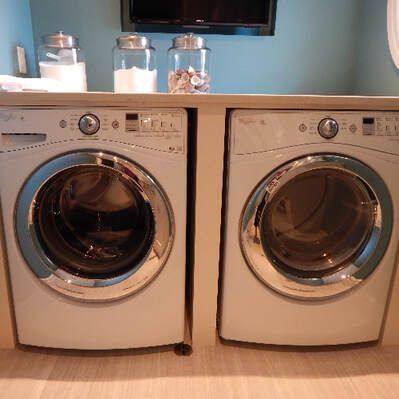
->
[[219, 110, 399, 346], [0, 107, 187, 349]]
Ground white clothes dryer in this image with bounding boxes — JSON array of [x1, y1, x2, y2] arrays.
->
[[0, 107, 187, 349], [219, 110, 399, 346]]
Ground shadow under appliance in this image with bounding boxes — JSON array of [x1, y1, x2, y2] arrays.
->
[[219, 110, 399, 346], [0, 107, 187, 349]]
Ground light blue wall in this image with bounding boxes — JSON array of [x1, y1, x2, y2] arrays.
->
[[5, 0, 399, 94], [354, 0, 399, 95], [30, 0, 361, 94], [0, 0, 35, 75]]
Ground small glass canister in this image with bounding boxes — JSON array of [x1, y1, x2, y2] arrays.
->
[[38, 31, 87, 92], [168, 33, 211, 94], [113, 34, 157, 93]]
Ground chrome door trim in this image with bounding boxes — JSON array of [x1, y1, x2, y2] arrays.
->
[[240, 154, 393, 300], [15, 151, 174, 302]]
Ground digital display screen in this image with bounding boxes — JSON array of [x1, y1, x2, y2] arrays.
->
[[130, 0, 272, 25], [363, 117, 375, 125], [125, 113, 139, 132], [126, 113, 139, 120]]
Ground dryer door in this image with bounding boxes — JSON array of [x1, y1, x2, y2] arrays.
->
[[16, 152, 174, 302], [240, 154, 393, 300]]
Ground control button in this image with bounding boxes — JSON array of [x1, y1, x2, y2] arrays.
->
[[79, 114, 100, 135], [59, 119, 67, 129], [299, 123, 307, 132], [141, 118, 152, 130], [349, 124, 357, 133], [112, 120, 120, 129], [152, 120, 160, 130], [318, 118, 339, 139]]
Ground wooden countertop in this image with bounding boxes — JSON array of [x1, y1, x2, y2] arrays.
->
[[0, 92, 399, 109]]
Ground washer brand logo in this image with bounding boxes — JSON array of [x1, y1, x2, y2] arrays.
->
[[238, 116, 268, 127], [282, 285, 315, 293], [0, 112, 17, 122], [265, 166, 291, 194]]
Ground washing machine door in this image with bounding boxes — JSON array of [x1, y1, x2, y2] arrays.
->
[[16, 152, 174, 302], [240, 154, 393, 300]]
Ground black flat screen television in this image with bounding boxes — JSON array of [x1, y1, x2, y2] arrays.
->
[[121, 0, 277, 35]]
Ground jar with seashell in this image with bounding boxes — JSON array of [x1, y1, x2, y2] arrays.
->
[[167, 33, 211, 94]]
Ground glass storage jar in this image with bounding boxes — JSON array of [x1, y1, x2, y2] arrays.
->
[[168, 33, 211, 94], [113, 34, 157, 93], [38, 31, 87, 92]]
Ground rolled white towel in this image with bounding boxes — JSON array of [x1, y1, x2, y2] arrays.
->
[[0, 75, 23, 91], [0, 75, 65, 92]]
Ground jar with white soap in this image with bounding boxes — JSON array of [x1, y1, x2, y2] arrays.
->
[[38, 31, 87, 92], [113, 34, 157, 93]]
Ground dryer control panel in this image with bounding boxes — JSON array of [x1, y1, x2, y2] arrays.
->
[[0, 108, 187, 154], [231, 110, 399, 155], [299, 113, 399, 138]]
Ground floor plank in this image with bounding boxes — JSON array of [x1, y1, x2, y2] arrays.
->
[[1, 343, 399, 399]]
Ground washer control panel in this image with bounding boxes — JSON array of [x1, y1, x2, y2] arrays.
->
[[298, 113, 399, 138], [68, 110, 184, 152], [0, 108, 187, 154]]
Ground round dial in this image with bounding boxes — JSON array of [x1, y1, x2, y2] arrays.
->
[[79, 114, 100, 135], [318, 118, 339, 139]]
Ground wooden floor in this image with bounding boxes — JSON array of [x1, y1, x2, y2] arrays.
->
[[1, 342, 399, 398]]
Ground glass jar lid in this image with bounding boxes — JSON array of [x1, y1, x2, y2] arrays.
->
[[42, 31, 79, 48], [172, 33, 207, 49], [116, 33, 152, 49]]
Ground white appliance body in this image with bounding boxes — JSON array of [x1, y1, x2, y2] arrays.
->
[[220, 110, 399, 346], [0, 107, 187, 349]]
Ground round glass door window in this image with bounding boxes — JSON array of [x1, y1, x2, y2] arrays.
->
[[262, 168, 375, 277], [34, 165, 154, 279], [16, 152, 174, 301], [241, 154, 393, 300]]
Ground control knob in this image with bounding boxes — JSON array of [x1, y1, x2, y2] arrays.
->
[[318, 118, 339, 139], [79, 114, 100, 135]]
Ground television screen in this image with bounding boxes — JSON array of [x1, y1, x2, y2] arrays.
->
[[130, 0, 272, 26]]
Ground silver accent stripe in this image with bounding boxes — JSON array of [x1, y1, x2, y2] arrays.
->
[[15, 151, 174, 302]]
